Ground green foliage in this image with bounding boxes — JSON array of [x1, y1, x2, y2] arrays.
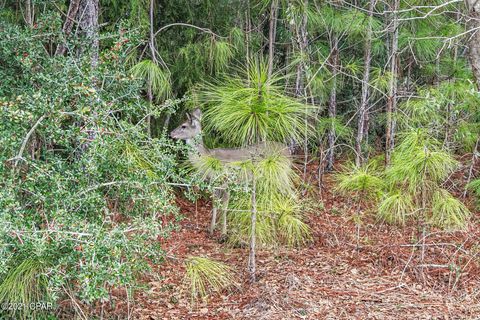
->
[[316, 116, 353, 143], [228, 201, 278, 247], [0, 19, 182, 311], [335, 163, 384, 200], [377, 130, 469, 229], [190, 154, 226, 182], [307, 4, 381, 38], [131, 59, 171, 101], [430, 189, 470, 229], [277, 199, 312, 247], [228, 194, 311, 248], [377, 191, 415, 226], [387, 130, 458, 193], [197, 58, 313, 146], [256, 152, 297, 201], [370, 68, 392, 97], [184, 256, 235, 301], [1, 0, 478, 316], [467, 179, 480, 199], [208, 39, 235, 73]]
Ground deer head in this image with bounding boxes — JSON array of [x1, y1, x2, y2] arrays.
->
[[170, 108, 202, 141]]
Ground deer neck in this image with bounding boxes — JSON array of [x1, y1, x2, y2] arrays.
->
[[185, 135, 207, 157]]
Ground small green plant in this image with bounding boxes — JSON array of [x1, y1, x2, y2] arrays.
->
[[378, 191, 415, 225], [380, 129, 470, 229], [335, 163, 384, 200], [430, 189, 470, 230], [0, 257, 49, 320], [277, 201, 312, 247], [184, 256, 235, 302], [335, 162, 384, 248], [467, 178, 480, 207]]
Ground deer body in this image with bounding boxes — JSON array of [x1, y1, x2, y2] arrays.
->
[[185, 139, 289, 164], [170, 109, 289, 235]]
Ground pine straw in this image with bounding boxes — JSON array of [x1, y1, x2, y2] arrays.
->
[[96, 169, 480, 320]]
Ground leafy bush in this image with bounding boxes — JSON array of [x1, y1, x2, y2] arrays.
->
[[0, 19, 182, 313]]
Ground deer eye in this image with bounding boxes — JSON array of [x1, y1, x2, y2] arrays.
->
[[181, 125, 186, 129]]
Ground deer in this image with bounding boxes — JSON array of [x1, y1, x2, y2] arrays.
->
[[170, 108, 290, 237]]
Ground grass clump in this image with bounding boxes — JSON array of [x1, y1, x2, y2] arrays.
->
[[430, 189, 470, 229], [184, 256, 235, 302], [0, 257, 49, 320], [377, 191, 415, 226]]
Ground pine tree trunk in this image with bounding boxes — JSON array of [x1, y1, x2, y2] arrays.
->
[[267, 0, 278, 79], [55, 0, 81, 56], [25, 0, 33, 27], [466, 0, 480, 89], [385, 0, 399, 166], [248, 174, 257, 283], [463, 1, 480, 197], [355, 0, 375, 167], [290, 0, 308, 154], [76, 0, 99, 157], [146, 0, 157, 138], [147, 82, 153, 138], [294, 0, 308, 97], [77, 0, 99, 69], [326, 36, 338, 171], [464, 138, 479, 197], [149, 0, 157, 63]]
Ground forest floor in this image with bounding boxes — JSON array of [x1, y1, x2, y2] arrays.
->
[[126, 165, 480, 320]]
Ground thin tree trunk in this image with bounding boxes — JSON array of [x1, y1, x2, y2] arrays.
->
[[55, 0, 81, 56], [267, 0, 278, 79], [290, 0, 308, 154], [147, 82, 153, 138], [464, 138, 479, 197], [466, 0, 480, 89], [146, 0, 157, 138], [245, 8, 251, 63], [294, 0, 308, 97], [76, 0, 99, 157], [355, 0, 375, 167], [318, 142, 325, 196], [463, 1, 480, 197], [385, 0, 399, 166], [149, 0, 157, 63], [326, 36, 338, 171], [248, 173, 257, 283], [25, 0, 33, 27], [78, 0, 99, 69]]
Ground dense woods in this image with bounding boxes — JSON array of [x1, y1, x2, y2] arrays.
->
[[0, 0, 479, 318]]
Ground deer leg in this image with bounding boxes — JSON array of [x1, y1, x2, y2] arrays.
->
[[221, 190, 230, 237], [209, 189, 219, 234]]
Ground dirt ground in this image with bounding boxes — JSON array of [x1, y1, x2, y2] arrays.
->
[[124, 170, 480, 320]]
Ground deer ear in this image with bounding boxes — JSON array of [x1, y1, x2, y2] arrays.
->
[[191, 108, 202, 121]]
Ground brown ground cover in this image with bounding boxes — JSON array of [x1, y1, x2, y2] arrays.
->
[[127, 168, 480, 320]]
